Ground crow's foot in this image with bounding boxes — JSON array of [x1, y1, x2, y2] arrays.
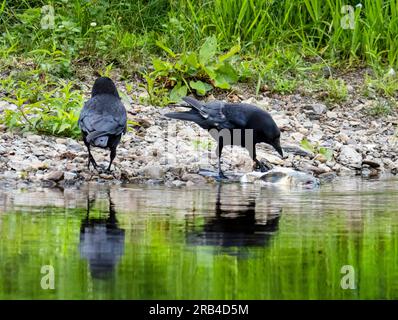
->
[[198, 169, 228, 181], [215, 172, 228, 181], [254, 159, 272, 172]]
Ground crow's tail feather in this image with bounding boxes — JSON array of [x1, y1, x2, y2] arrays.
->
[[182, 96, 203, 110], [86, 131, 106, 143], [86, 131, 109, 147]]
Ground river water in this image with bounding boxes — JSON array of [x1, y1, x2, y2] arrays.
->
[[0, 177, 398, 299]]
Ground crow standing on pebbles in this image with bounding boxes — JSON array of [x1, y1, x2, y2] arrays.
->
[[78, 77, 127, 172], [166, 96, 283, 179]]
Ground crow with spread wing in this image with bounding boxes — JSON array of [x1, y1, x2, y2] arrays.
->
[[166, 96, 283, 179]]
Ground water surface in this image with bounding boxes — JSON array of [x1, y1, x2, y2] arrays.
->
[[1, 178, 398, 299]]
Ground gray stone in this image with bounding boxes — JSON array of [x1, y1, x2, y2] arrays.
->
[[361, 166, 379, 178], [3, 170, 18, 179], [282, 145, 314, 158], [261, 154, 284, 165], [272, 115, 290, 130], [339, 166, 357, 176], [66, 139, 84, 152], [171, 180, 186, 187], [27, 135, 42, 143], [143, 165, 165, 179], [44, 170, 64, 182], [0, 100, 18, 112], [64, 171, 77, 180], [318, 172, 337, 183], [302, 103, 327, 119], [181, 173, 207, 184], [338, 145, 362, 168]]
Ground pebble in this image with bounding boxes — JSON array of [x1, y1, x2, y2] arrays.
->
[[44, 170, 64, 182], [339, 145, 362, 169]]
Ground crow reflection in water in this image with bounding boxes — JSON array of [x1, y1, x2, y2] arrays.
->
[[79, 191, 125, 279], [186, 185, 280, 252]]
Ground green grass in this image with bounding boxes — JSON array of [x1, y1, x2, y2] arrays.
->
[[0, 68, 84, 138], [323, 78, 349, 103], [2, 1, 398, 70], [2, 1, 398, 77], [1, 0, 398, 135], [367, 97, 397, 116]]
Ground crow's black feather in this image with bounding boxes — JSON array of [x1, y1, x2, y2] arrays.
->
[[165, 96, 283, 178], [78, 77, 127, 171]]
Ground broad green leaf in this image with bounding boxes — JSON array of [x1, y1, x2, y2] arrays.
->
[[213, 75, 231, 89], [199, 35, 217, 65], [300, 138, 315, 153], [213, 62, 238, 89], [190, 80, 212, 96], [152, 58, 170, 72], [185, 52, 199, 69], [169, 84, 188, 103], [203, 66, 216, 79], [319, 147, 333, 161], [219, 44, 241, 62]]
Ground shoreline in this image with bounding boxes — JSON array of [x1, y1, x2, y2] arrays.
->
[[1, 83, 397, 188]]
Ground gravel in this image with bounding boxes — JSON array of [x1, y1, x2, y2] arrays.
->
[[0, 79, 397, 187]]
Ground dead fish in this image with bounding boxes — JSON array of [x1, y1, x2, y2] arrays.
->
[[240, 167, 320, 189]]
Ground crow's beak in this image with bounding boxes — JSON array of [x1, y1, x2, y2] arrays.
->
[[274, 144, 284, 158]]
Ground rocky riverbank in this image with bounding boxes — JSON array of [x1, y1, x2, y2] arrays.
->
[[1, 75, 397, 188]]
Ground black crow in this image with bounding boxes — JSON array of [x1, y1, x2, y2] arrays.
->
[[186, 184, 280, 251], [78, 77, 127, 172], [165, 96, 283, 179], [79, 191, 125, 279]]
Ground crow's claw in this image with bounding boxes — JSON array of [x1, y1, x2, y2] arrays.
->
[[215, 173, 228, 181], [198, 169, 228, 180], [255, 160, 272, 172]]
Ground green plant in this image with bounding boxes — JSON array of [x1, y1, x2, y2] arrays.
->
[[322, 78, 348, 103], [192, 138, 213, 151], [1, 78, 83, 138], [367, 98, 396, 117], [365, 71, 398, 97], [1, 0, 398, 119], [140, 74, 171, 106], [144, 36, 240, 104], [269, 76, 298, 94], [300, 138, 333, 161]]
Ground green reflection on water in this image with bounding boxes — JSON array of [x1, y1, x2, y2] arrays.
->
[[0, 180, 398, 299]]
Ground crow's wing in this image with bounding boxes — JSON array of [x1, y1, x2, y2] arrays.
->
[[221, 103, 259, 128], [79, 95, 127, 138], [181, 97, 235, 129]]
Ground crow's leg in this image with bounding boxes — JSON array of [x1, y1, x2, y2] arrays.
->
[[250, 145, 270, 172], [106, 147, 117, 172], [216, 142, 228, 180], [88, 148, 98, 170], [217, 156, 228, 179], [254, 159, 271, 172], [84, 140, 98, 170]]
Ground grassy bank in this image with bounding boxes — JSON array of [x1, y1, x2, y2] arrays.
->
[[0, 0, 398, 136], [2, 1, 398, 68]]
